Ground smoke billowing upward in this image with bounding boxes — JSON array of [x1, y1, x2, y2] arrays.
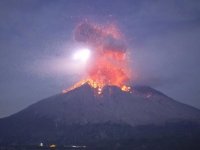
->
[[74, 21, 127, 52], [73, 21, 132, 90]]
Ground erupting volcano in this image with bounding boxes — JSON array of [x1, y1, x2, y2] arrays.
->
[[63, 21, 132, 94], [1, 21, 200, 149]]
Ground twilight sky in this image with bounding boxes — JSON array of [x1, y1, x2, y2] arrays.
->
[[0, 0, 200, 118]]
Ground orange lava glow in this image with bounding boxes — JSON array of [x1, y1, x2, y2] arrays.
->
[[63, 21, 132, 94]]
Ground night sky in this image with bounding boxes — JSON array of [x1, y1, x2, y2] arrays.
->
[[0, 0, 200, 118]]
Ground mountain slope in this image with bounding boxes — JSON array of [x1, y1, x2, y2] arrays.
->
[[8, 83, 200, 125], [0, 83, 200, 146]]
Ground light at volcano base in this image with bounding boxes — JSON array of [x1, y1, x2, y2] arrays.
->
[[73, 48, 91, 62]]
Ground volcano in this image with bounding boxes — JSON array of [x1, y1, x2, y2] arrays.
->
[[0, 83, 200, 149]]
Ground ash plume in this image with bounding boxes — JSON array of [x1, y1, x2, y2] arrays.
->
[[73, 21, 131, 88], [74, 21, 127, 53]]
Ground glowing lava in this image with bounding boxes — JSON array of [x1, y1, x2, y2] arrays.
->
[[63, 21, 132, 94]]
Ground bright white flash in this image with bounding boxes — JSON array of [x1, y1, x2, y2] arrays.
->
[[73, 48, 91, 62]]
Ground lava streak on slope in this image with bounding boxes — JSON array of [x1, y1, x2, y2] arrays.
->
[[63, 21, 132, 94]]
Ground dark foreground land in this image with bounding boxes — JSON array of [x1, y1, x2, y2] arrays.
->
[[0, 145, 86, 150], [1, 122, 200, 150], [1, 135, 200, 150]]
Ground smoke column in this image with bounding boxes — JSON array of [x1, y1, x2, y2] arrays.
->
[[74, 21, 131, 88]]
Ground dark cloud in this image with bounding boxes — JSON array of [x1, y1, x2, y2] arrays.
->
[[103, 37, 126, 53], [74, 22, 102, 44], [74, 21, 126, 53]]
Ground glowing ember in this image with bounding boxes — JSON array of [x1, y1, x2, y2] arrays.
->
[[63, 21, 133, 94], [121, 85, 131, 92]]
